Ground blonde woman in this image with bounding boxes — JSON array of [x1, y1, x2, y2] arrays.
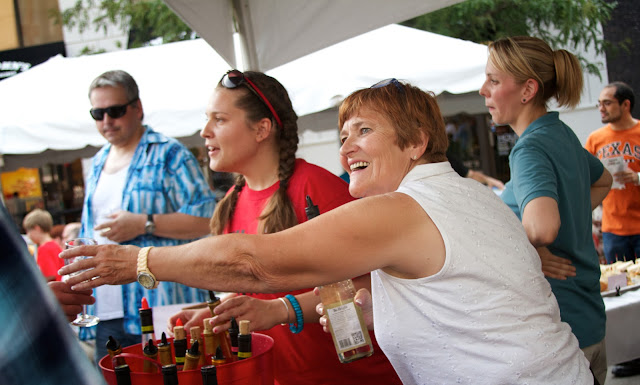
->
[[479, 36, 612, 384]]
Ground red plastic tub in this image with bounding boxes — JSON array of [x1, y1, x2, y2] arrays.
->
[[100, 333, 274, 385]]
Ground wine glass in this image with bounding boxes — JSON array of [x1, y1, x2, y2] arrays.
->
[[64, 237, 100, 327]]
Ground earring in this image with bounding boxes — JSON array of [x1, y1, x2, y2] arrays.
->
[[412, 155, 417, 160], [522, 98, 527, 103]]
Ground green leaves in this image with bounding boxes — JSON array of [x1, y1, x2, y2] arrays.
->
[[402, 0, 618, 77], [52, 0, 196, 50]]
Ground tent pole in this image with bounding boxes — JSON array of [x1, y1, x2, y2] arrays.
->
[[232, 0, 259, 71]]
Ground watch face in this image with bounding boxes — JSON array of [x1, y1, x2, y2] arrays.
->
[[137, 272, 155, 289], [145, 221, 155, 234]]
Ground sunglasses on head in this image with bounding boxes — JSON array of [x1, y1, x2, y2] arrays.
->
[[89, 98, 138, 121], [370, 78, 404, 93], [220, 70, 283, 127]]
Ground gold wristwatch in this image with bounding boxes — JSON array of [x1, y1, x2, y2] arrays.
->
[[137, 246, 158, 289]]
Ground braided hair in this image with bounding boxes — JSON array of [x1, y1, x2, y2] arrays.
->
[[210, 72, 300, 235]]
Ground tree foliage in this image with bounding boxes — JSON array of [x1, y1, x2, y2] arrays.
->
[[402, 0, 618, 77], [50, 0, 195, 50]]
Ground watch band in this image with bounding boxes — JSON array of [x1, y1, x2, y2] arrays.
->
[[145, 214, 155, 235], [137, 246, 158, 289]]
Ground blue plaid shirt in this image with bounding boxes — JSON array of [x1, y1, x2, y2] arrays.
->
[[79, 126, 216, 339], [0, 204, 106, 384]]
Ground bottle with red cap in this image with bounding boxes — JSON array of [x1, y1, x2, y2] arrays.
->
[[139, 297, 156, 350], [173, 318, 188, 369]]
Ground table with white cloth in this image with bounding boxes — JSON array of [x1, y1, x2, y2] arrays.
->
[[603, 284, 640, 365]]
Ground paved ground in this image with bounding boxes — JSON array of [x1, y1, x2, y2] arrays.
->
[[605, 365, 640, 384]]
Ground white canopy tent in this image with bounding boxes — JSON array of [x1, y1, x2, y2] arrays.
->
[[0, 24, 489, 172], [275, 24, 488, 118], [164, 0, 465, 71]]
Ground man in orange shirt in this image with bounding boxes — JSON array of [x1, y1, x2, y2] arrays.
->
[[586, 81, 640, 378], [586, 82, 640, 264]]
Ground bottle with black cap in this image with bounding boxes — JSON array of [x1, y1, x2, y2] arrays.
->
[[206, 290, 233, 362], [158, 332, 173, 366], [183, 340, 201, 371], [114, 364, 132, 385], [106, 335, 126, 367], [162, 364, 179, 385], [228, 317, 239, 358], [237, 320, 252, 360], [142, 339, 159, 373], [211, 346, 226, 366], [201, 365, 219, 385]]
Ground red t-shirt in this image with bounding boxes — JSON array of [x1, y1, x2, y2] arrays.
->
[[37, 240, 64, 281], [225, 159, 401, 385]]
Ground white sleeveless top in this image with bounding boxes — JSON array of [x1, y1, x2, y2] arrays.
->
[[371, 162, 592, 385]]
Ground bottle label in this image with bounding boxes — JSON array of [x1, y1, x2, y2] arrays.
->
[[325, 300, 368, 352]]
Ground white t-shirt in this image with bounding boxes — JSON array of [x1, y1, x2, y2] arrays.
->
[[371, 162, 592, 385], [91, 166, 128, 321]]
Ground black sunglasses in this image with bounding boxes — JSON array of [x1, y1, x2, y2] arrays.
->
[[220, 70, 283, 127], [370, 78, 404, 93], [90, 98, 138, 121]]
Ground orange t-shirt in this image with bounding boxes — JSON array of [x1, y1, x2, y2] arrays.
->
[[585, 121, 640, 235]]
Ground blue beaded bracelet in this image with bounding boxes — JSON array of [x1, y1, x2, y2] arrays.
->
[[285, 294, 304, 334]]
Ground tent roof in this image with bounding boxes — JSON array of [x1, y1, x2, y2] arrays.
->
[[0, 24, 489, 169], [0, 38, 230, 156], [165, 0, 464, 71], [273, 24, 488, 117]]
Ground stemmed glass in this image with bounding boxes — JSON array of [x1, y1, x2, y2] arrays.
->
[[64, 237, 100, 327]]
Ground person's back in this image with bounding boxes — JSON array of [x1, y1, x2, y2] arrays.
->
[[373, 162, 591, 384], [0, 204, 105, 384]]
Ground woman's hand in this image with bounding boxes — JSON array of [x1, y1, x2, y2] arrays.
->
[[210, 295, 288, 333], [315, 287, 375, 333], [58, 244, 139, 290], [537, 246, 576, 280], [167, 308, 211, 336], [48, 281, 95, 322]]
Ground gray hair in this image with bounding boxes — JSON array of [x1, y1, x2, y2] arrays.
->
[[88, 70, 140, 101]]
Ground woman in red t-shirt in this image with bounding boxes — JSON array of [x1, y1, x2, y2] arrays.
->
[[167, 70, 401, 385]]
